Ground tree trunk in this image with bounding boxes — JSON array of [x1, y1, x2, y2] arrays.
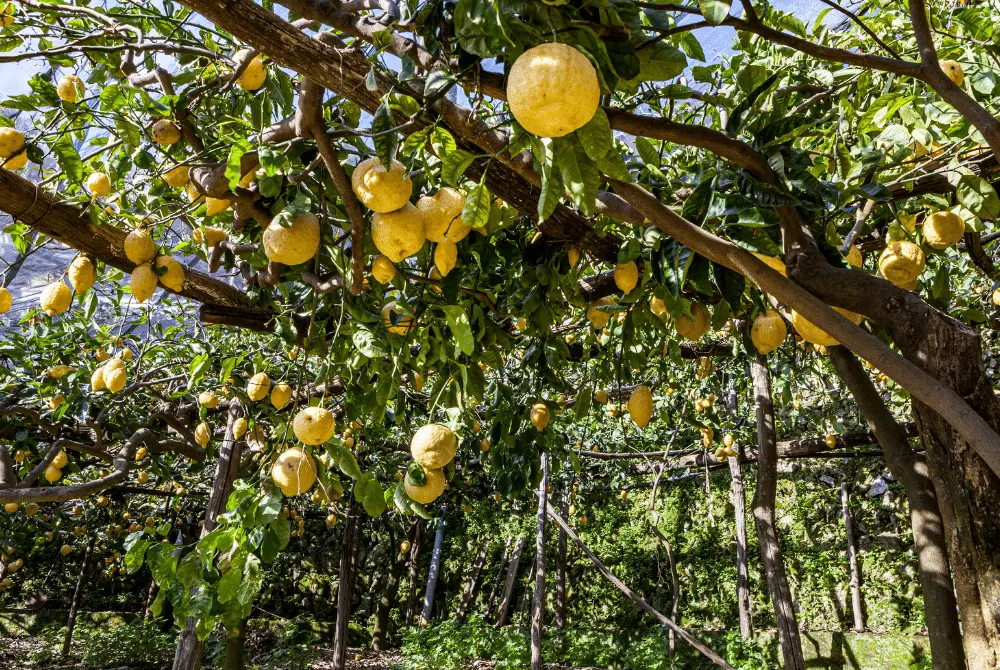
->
[[373, 522, 418, 649], [728, 456, 753, 639], [517, 559, 536, 626], [456, 539, 489, 621], [332, 501, 361, 670], [404, 520, 425, 627], [531, 453, 549, 670], [555, 489, 568, 630], [420, 515, 446, 627], [495, 536, 526, 626], [839, 483, 865, 632], [649, 522, 680, 657], [828, 346, 966, 670], [224, 620, 247, 670], [750, 355, 806, 670], [61, 537, 94, 659], [485, 537, 513, 619], [144, 580, 159, 620]]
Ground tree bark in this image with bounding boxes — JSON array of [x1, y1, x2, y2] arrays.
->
[[420, 515, 446, 627], [728, 456, 753, 639], [750, 355, 806, 670], [455, 539, 489, 621], [224, 620, 247, 670], [531, 453, 549, 670], [404, 520, 425, 627], [485, 537, 513, 619], [828, 346, 966, 670], [495, 536, 526, 626], [332, 501, 361, 670], [61, 537, 94, 659], [555, 489, 568, 629], [373, 521, 418, 650], [840, 483, 865, 632]]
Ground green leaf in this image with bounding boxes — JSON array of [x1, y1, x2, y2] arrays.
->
[[453, 0, 507, 57], [956, 174, 1000, 219], [538, 145, 563, 222], [354, 472, 387, 517], [187, 353, 210, 390], [225, 139, 253, 191], [406, 461, 427, 487], [441, 150, 477, 187], [371, 100, 397, 168], [269, 516, 290, 550], [554, 138, 599, 217], [51, 134, 83, 184], [700, 0, 731, 24], [462, 178, 491, 230], [123, 537, 152, 575], [217, 560, 243, 604], [441, 305, 475, 356], [352, 327, 386, 358], [424, 69, 458, 99], [576, 108, 612, 162], [636, 43, 688, 82]]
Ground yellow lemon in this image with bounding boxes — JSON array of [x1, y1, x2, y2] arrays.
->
[[649, 295, 667, 316], [614, 261, 639, 294], [192, 226, 228, 246], [878, 241, 925, 287], [372, 203, 425, 262], [507, 43, 600, 138], [939, 59, 964, 86], [594, 389, 608, 404], [44, 465, 62, 483], [162, 164, 190, 188], [48, 395, 65, 410], [151, 119, 181, 145], [0, 127, 24, 159], [752, 253, 787, 276], [155, 256, 185, 292], [846, 245, 863, 268], [40, 281, 72, 316], [86, 172, 111, 197], [293, 407, 336, 445], [205, 197, 231, 216], [67, 256, 97, 294], [124, 229, 156, 265], [567, 247, 581, 268], [381, 301, 415, 336], [195, 422, 211, 447], [789, 307, 863, 347], [104, 357, 126, 393], [410, 424, 457, 470], [351, 157, 413, 213], [57, 75, 83, 103], [234, 49, 267, 90], [923, 211, 965, 250], [434, 240, 458, 277], [404, 466, 445, 505], [371, 255, 396, 284], [271, 383, 292, 410], [587, 296, 614, 330], [825, 434, 837, 449], [48, 365, 76, 379], [417, 187, 469, 242], [263, 212, 320, 265], [529, 403, 550, 431], [247, 372, 270, 401], [0, 287, 11, 314], [130, 263, 157, 303], [628, 385, 653, 428], [751, 310, 787, 354], [233, 417, 248, 440], [674, 303, 710, 341], [199, 391, 220, 408], [91, 366, 107, 392], [272, 448, 317, 496]]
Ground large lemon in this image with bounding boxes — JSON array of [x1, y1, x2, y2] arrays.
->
[[923, 211, 965, 250], [40, 281, 72, 316], [939, 60, 964, 86], [418, 187, 469, 243], [162, 164, 190, 188], [507, 43, 600, 138], [130, 263, 157, 303], [351, 157, 412, 213], [529, 403, 550, 431], [434, 240, 458, 277], [104, 358, 127, 393], [234, 49, 267, 91], [410, 424, 457, 470], [124, 229, 156, 264], [247, 372, 270, 401], [674, 303, 710, 341], [790, 306, 863, 347], [193, 226, 228, 247], [614, 261, 639, 294], [271, 382, 292, 410], [404, 466, 445, 505], [293, 407, 336, 445], [67, 256, 97, 294], [628, 385, 653, 428], [372, 203, 425, 262], [587, 297, 614, 329], [151, 119, 181, 146], [57, 75, 83, 103], [751, 310, 786, 354], [155, 256, 185, 291], [878, 241, 925, 287], [0, 287, 13, 314], [381, 302, 415, 336], [91, 366, 107, 392], [195, 422, 211, 447], [86, 172, 111, 197], [0, 127, 25, 160], [263, 212, 320, 265], [271, 448, 317, 496], [371, 255, 396, 284]]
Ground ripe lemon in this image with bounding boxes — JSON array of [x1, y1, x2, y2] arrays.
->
[[272, 447, 317, 496], [40, 281, 72, 316], [594, 390, 609, 404], [789, 306, 863, 347], [587, 297, 614, 329], [233, 417, 248, 440], [86, 172, 111, 197], [752, 253, 787, 276], [205, 197, 231, 217], [381, 302, 415, 335], [155, 256, 185, 291], [67, 256, 97, 294], [52, 449, 68, 469], [247, 372, 270, 401], [57, 75, 83, 103], [199, 391, 220, 408], [151, 119, 181, 146], [271, 382, 292, 410], [352, 157, 412, 213], [701, 426, 714, 447], [44, 465, 62, 482], [195, 421, 211, 447], [124, 229, 156, 265], [0, 287, 11, 314], [529, 403, 550, 431], [628, 385, 653, 428], [162, 164, 189, 188], [293, 407, 336, 445], [263, 212, 320, 265], [410, 424, 457, 470], [2, 149, 27, 169], [193, 226, 228, 246], [751, 310, 786, 354], [186, 183, 205, 204], [923, 211, 965, 250], [434, 240, 458, 277], [104, 358, 127, 392], [878, 241, 925, 287], [400, 540, 411, 554], [506, 42, 600, 138], [48, 395, 65, 410], [372, 203, 425, 262], [567, 247, 581, 268], [371, 255, 396, 284], [674, 303, 709, 341], [130, 263, 157, 303], [404, 466, 445, 504], [418, 187, 469, 242], [614, 261, 639, 294], [844, 244, 863, 268], [939, 59, 964, 86], [825, 434, 837, 449], [91, 366, 107, 392], [649, 295, 667, 316], [0, 127, 25, 163], [723, 434, 734, 449], [48, 365, 76, 379], [234, 49, 267, 90]]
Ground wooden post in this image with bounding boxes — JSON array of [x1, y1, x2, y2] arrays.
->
[[555, 489, 568, 629], [530, 453, 549, 670], [420, 514, 446, 627], [839, 482, 865, 632], [649, 522, 680, 657], [517, 559, 536, 625], [61, 536, 94, 659], [485, 537, 512, 619], [495, 536, 526, 626], [750, 355, 806, 670], [404, 520, 425, 626], [728, 456, 753, 638], [455, 539, 489, 621], [373, 521, 419, 649], [332, 501, 361, 670]]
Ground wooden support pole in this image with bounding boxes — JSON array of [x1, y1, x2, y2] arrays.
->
[[728, 456, 753, 639], [555, 489, 568, 629], [840, 482, 865, 632], [332, 501, 361, 670], [420, 515, 446, 627], [456, 539, 489, 621], [531, 453, 549, 670], [373, 521, 419, 649], [485, 537, 512, 619], [404, 520, 425, 626], [62, 537, 94, 659], [495, 536, 526, 626]]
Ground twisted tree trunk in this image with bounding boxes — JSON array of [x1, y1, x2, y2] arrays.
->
[[332, 501, 361, 670], [62, 537, 94, 659], [840, 483, 865, 632], [373, 521, 418, 649], [728, 456, 753, 639], [495, 537, 526, 626], [531, 453, 549, 670]]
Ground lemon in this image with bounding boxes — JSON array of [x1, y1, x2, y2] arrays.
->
[[923, 211, 965, 250], [57, 75, 83, 103], [186, 183, 205, 204], [0, 287, 11, 314], [2, 149, 27, 170], [878, 241, 925, 287], [567, 247, 581, 268], [410, 424, 457, 470], [0, 127, 25, 161], [52, 449, 68, 469], [723, 434, 734, 449], [846, 245, 863, 268], [271, 382, 292, 410], [130, 263, 157, 303], [272, 447, 317, 496], [404, 466, 445, 504], [247, 372, 270, 401], [293, 407, 336, 445], [434, 240, 458, 277], [263, 212, 320, 265], [594, 390, 609, 404], [234, 49, 267, 90], [789, 307, 863, 347], [104, 358, 127, 393], [939, 59, 964, 86], [587, 297, 614, 329], [701, 426, 714, 447], [67, 256, 97, 294], [371, 255, 396, 284], [195, 422, 211, 447], [48, 365, 76, 378], [614, 261, 639, 294], [674, 303, 709, 341], [751, 310, 786, 354], [530, 403, 550, 431], [91, 366, 107, 392], [40, 281, 72, 316], [199, 391, 220, 408], [193, 226, 228, 246], [151, 119, 181, 146], [382, 301, 415, 335], [649, 296, 667, 316], [233, 417, 248, 440], [507, 43, 600, 138], [352, 157, 413, 213], [418, 187, 469, 242], [752, 253, 787, 276], [124, 229, 156, 264], [628, 385, 653, 428], [162, 164, 190, 188], [205, 197, 231, 217], [825, 434, 837, 449], [86, 172, 111, 197], [48, 395, 65, 410], [0, 3, 14, 27], [154, 256, 185, 291], [372, 203, 425, 262]]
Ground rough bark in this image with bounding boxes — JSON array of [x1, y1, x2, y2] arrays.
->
[[224, 620, 247, 670], [373, 522, 418, 649], [332, 501, 361, 670], [420, 516, 446, 627], [750, 355, 805, 670], [728, 456, 753, 639], [531, 453, 549, 670], [495, 536, 526, 626], [404, 521, 425, 627], [485, 537, 513, 619], [455, 539, 489, 621], [828, 346, 966, 670], [61, 537, 94, 659], [840, 483, 865, 632], [555, 490, 568, 629]]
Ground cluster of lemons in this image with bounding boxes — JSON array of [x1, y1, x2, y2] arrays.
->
[[38, 253, 98, 317], [405, 424, 458, 505]]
